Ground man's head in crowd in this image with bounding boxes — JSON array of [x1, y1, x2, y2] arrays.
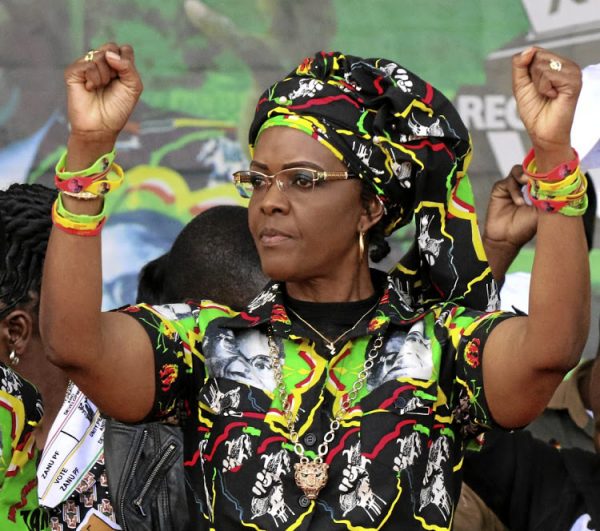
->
[[137, 205, 267, 309]]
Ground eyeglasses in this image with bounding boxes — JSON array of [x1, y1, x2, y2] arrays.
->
[[232, 167, 356, 199]]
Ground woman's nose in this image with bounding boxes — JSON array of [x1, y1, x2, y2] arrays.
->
[[258, 179, 291, 215]]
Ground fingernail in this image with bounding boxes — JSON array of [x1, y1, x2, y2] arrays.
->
[[106, 51, 121, 61], [521, 46, 534, 56]]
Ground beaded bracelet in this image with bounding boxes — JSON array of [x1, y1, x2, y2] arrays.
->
[[51, 193, 106, 237]]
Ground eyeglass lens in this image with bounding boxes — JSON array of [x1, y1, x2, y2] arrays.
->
[[237, 168, 318, 198]]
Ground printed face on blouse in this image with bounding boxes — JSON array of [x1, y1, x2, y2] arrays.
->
[[248, 126, 366, 284], [367, 321, 434, 391], [204, 329, 276, 391]]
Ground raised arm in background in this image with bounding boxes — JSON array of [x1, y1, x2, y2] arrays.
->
[[482, 164, 535, 284]]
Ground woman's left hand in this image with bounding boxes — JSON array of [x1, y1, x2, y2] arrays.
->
[[512, 47, 582, 156], [485, 48, 589, 429]]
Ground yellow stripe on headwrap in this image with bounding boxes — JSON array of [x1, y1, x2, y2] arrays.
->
[[255, 114, 345, 162]]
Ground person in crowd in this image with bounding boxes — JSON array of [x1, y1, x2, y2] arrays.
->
[[0, 183, 121, 530], [135, 252, 169, 307], [478, 162, 599, 530], [134, 205, 266, 309], [462, 352, 600, 529], [39, 43, 589, 530], [0, 197, 45, 529], [0, 187, 263, 531], [0, 361, 44, 530], [156, 204, 267, 309]]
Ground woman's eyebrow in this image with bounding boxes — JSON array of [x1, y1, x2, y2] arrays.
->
[[250, 160, 325, 171], [250, 160, 269, 170], [282, 161, 325, 170]]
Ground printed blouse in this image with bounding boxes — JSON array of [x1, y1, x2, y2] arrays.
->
[[0, 362, 46, 530], [120, 272, 512, 530]]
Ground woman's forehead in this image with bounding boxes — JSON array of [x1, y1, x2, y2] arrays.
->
[[253, 126, 346, 171]]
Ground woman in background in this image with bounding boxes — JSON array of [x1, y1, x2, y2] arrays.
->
[[0, 183, 121, 530]]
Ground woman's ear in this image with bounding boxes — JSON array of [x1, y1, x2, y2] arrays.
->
[[1, 310, 34, 361], [360, 195, 385, 232]]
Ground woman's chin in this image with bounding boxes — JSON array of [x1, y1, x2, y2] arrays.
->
[[259, 257, 300, 283]]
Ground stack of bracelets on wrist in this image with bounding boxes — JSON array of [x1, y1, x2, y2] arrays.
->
[[523, 148, 588, 216], [52, 148, 124, 236], [52, 194, 107, 236]]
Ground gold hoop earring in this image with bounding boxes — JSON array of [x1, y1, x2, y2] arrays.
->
[[9, 350, 20, 366], [358, 231, 365, 263]]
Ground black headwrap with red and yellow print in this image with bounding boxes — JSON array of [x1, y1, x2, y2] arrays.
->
[[249, 51, 498, 314]]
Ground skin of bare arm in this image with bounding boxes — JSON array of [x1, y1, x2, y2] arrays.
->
[[40, 43, 156, 422], [482, 47, 591, 428]]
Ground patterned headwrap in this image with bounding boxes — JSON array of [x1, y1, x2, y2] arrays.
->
[[249, 51, 497, 314]]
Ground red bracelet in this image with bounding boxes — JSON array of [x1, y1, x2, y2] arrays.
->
[[525, 181, 569, 213], [51, 208, 106, 237], [52, 218, 106, 237], [522, 148, 579, 182], [54, 168, 110, 194]]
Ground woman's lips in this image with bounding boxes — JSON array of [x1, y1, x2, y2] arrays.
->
[[259, 228, 292, 246]]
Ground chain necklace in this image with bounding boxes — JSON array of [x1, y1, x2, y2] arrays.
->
[[267, 330, 384, 499], [286, 299, 379, 356]]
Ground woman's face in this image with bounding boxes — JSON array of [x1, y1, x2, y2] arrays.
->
[[248, 126, 367, 283]]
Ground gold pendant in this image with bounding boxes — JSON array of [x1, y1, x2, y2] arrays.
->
[[294, 461, 329, 500]]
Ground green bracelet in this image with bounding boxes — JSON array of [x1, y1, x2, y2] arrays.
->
[[56, 193, 106, 223], [55, 148, 116, 180], [558, 194, 588, 217], [533, 177, 583, 199]]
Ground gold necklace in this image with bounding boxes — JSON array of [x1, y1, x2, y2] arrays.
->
[[286, 299, 379, 356], [267, 330, 384, 499]]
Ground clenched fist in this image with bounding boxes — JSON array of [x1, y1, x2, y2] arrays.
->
[[64, 43, 143, 172]]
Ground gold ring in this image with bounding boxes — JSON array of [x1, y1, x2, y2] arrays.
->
[[84, 50, 100, 62], [549, 59, 562, 72]]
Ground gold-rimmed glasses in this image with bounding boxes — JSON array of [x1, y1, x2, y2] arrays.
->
[[233, 167, 356, 199]]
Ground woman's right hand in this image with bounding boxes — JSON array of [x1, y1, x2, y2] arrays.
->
[[64, 43, 143, 152]]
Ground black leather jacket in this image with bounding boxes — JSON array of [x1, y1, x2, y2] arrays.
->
[[104, 418, 191, 531]]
